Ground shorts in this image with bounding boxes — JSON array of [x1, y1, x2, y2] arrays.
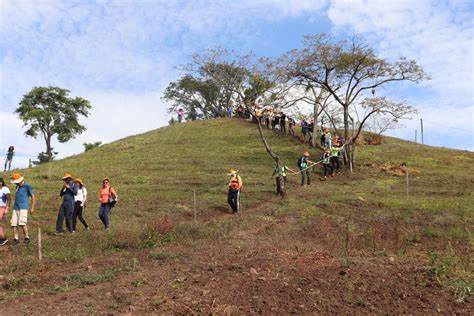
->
[[11, 209, 28, 227], [0, 207, 6, 220]]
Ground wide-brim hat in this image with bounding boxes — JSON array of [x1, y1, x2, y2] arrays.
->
[[227, 169, 237, 176], [102, 177, 110, 182], [75, 178, 83, 185], [11, 173, 24, 184], [303, 151, 310, 157], [62, 173, 73, 180]]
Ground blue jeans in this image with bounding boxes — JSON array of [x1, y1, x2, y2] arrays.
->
[[56, 202, 74, 232], [98, 203, 111, 228]]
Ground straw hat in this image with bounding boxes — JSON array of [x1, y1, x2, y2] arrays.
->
[[102, 177, 110, 182], [75, 178, 83, 185], [11, 173, 24, 184], [62, 173, 73, 180], [227, 169, 237, 176], [303, 151, 310, 157]]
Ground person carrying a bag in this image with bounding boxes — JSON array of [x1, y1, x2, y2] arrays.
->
[[98, 178, 118, 230], [73, 178, 89, 231]]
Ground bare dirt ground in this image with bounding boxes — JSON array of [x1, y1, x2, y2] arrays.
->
[[1, 191, 472, 316]]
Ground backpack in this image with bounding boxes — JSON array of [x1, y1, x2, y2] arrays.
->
[[297, 157, 304, 168], [108, 187, 117, 207]]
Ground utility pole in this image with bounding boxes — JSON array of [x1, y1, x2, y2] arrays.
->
[[420, 119, 424, 144]]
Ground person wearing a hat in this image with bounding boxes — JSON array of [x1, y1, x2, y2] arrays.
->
[[55, 173, 78, 234], [297, 150, 315, 186], [0, 177, 11, 245], [227, 169, 243, 213], [99, 177, 118, 230], [10, 173, 35, 245], [72, 178, 89, 231]]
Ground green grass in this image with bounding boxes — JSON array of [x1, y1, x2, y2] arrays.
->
[[0, 118, 472, 301]]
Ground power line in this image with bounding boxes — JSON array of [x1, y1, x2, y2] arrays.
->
[[422, 120, 474, 133]]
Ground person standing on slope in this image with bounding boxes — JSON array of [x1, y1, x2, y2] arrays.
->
[[10, 173, 35, 245], [297, 150, 315, 186], [55, 173, 78, 234], [73, 178, 89, 231], [0, 177, 11, 245], [99, 178, 118, 230], [4, 146, 15, 171], [227, 169, 243, 214]]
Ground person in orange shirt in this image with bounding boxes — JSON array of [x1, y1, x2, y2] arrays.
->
[[98, 178, 118, 230], [227, 169, 243, 214]]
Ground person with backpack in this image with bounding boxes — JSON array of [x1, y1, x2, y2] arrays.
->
[[321, 148, 334, 180], [99, 178, 118, 230], [0, 177, 11, 245], [55, 173, 78, 234], [10, 173, 35, 245], [330, 144, 341, 174], [297, 150, 315, 186], [227, 169, 243, 213], [271, 159, 295, 196], [72, 178, 89, 231], [4, 146, 15, 171]]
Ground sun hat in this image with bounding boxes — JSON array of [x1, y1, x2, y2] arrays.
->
[[227, 169, 237, 176], [62, 173, 73, 180], [102, 177, 110, 182], [75, 178, 83, 185], [11, 173, 24, 184], [303, 151, 310, 157]]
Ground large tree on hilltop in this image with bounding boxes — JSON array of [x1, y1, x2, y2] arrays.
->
[[162, 75, 233, 120], [291, 33, 428, 166], [16, 86, 91, 163], [188, 49, 298, 197]]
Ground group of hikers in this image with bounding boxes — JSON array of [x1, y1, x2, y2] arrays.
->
[[0, 172, 118, 246], [224, 104, 347, 212]]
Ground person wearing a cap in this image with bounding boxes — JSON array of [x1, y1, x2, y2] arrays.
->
[[72, 178, 89, 231], [0, 177, 11, 245], [297, 150, 315, 186], [227, 169, 243, 213], [99, 178, 118, 230], [55, 173, 78, 234], [10, 173, 35, 245]]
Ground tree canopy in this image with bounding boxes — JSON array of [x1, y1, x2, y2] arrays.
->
[[16, 86, 92, 163]]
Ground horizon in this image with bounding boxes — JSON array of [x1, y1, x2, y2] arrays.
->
[[1, 0, 473, 168]]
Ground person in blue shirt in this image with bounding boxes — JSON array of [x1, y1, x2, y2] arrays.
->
[[55, 173, 78, 234], [10, 173, 35, 245]]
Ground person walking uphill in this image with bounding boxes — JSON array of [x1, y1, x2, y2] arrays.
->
[[271, 160, 295, 196], [0, 178, 11, 245], [10, 173, 35, 245], [73, 178, 89, 231], [227, 169, 243, 213], [297, 151, 315, 186], [55, 173, 78, 234], [99, 178, 118, 230]]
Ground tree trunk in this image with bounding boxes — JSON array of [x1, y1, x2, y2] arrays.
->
[[311, 101, 319, 148], [343, 105, 351, 168], [46, 135, 53, 163]]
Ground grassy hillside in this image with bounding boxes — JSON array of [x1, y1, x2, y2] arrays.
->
[[0, 118, 472, 314]]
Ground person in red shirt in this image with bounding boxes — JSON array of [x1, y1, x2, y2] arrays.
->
[[98, 178, 118, 230]]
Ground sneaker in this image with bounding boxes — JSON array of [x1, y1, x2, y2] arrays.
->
[[0, 238, 8, 246], [24, 238, 30, 245], [54, 231, 64, 235], [11, 238, 20, 245]]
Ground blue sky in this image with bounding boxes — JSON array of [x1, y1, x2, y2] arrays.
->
[[0, 0, 473, 168]]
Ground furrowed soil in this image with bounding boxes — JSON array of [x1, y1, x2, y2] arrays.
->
[[0, 119, 472, 315]]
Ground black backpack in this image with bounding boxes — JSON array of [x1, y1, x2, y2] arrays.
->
[[297, 157, 304, 168]]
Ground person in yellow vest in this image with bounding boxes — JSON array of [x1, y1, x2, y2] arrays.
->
[[227, 169, 243, 213]]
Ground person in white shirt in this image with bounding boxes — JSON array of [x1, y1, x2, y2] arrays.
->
[[0, 177, 11, 245], [73, 178, 89, 231]]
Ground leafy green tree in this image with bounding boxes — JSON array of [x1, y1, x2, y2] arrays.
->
[[16, 86, 92, 163], [291, 34, 428, 166]]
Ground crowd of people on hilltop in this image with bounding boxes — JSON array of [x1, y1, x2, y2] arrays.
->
[[0, 171, 118, 246]]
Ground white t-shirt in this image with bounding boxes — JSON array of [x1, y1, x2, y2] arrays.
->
[[75, 186, 88, 202], [0, 186, 11, 207]]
